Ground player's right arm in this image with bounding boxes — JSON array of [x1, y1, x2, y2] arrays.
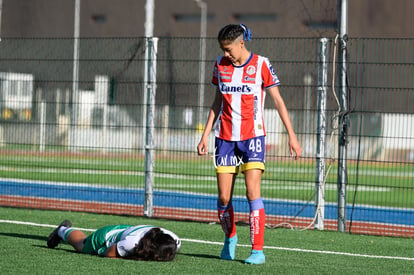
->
[[197, 88, 222, 155]]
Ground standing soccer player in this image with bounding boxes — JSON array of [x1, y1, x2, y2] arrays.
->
[[197, 24, 302, 264]]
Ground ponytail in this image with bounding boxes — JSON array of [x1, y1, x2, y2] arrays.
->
[[218, 24, 252, 42], [239, 23, 252, 42]]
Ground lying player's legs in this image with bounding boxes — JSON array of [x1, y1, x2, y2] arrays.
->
[[81, 225, 130, 255], [51, 222, 88, 253], [66, 230, 87, 252]]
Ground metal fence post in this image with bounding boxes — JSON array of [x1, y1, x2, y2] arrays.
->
[[315, 38, 329, 230], [144, 37, 158, 217], [337, 0, 349, 232], [69, 0, 80, 152], [39, 101, 46, 152]]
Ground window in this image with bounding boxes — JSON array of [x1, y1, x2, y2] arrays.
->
[[233, 13, 277, 22], [90, 14, 107, 24], [172, 13, 214, 22]]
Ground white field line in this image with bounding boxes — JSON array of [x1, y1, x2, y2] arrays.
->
[[1, 219, 413, 261], [182, 238, 414, 261]]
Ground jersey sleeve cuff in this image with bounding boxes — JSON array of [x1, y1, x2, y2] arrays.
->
[[264, 83, 280, 89]]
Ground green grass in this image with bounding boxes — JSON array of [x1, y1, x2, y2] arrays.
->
[[1, 150, 414, 208], [1, 207, 414, 274]]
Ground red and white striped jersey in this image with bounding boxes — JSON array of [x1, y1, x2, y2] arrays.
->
[[211, 53, 280, 141]]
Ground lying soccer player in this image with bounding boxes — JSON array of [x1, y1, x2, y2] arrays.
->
[[47, 220, 181, 261]]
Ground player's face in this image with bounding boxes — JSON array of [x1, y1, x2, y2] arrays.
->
[[220, 38, 244, 65]]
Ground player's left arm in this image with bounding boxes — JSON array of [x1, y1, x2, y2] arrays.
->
[[101, 244, 120, 258], [267, 86, 302, 159]]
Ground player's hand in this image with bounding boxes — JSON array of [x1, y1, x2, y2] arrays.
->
[[197, 139, 208, 156], [289, 137, 302, 160]]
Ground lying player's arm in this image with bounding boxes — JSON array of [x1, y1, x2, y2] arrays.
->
[[102, 244, 120, 258]]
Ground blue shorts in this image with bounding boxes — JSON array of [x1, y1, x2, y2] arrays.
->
[[214, 136, 265, 174]]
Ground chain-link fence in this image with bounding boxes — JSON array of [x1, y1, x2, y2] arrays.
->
[[0, 37, 413, 237]]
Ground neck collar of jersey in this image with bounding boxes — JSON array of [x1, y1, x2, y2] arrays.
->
[[233, 52, 253, 68]]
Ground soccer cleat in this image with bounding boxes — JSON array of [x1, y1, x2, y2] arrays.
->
[[243, 249, 266, 264], [47, 220, 72, 248], [220, 234, 237, 260]]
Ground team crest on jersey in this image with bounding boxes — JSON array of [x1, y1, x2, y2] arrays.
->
[[246, 65, 256, 75], [243, 64, 257, 84]]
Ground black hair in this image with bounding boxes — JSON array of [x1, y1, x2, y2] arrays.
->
[[128, 227, 178, 261], [217, 24, 252, 43]]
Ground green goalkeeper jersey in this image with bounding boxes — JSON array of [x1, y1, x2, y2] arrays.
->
[[81, 224, 181, 257]]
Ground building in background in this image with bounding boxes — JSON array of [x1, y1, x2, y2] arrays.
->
[[0, 0, 411, 160], [1, 0, 413, 38]]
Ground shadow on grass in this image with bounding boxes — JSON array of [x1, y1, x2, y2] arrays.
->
[[0, 232, 46, 241], [0, 232, 78, 253], [179, 252, 244, 263]]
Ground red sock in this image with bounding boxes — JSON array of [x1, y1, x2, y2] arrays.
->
[[249, 207, 265, 250], [217, 204, 236, 238]]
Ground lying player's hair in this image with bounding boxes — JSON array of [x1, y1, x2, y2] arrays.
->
[[218, 24, 252, 43], [129, 227, 178, 261]]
